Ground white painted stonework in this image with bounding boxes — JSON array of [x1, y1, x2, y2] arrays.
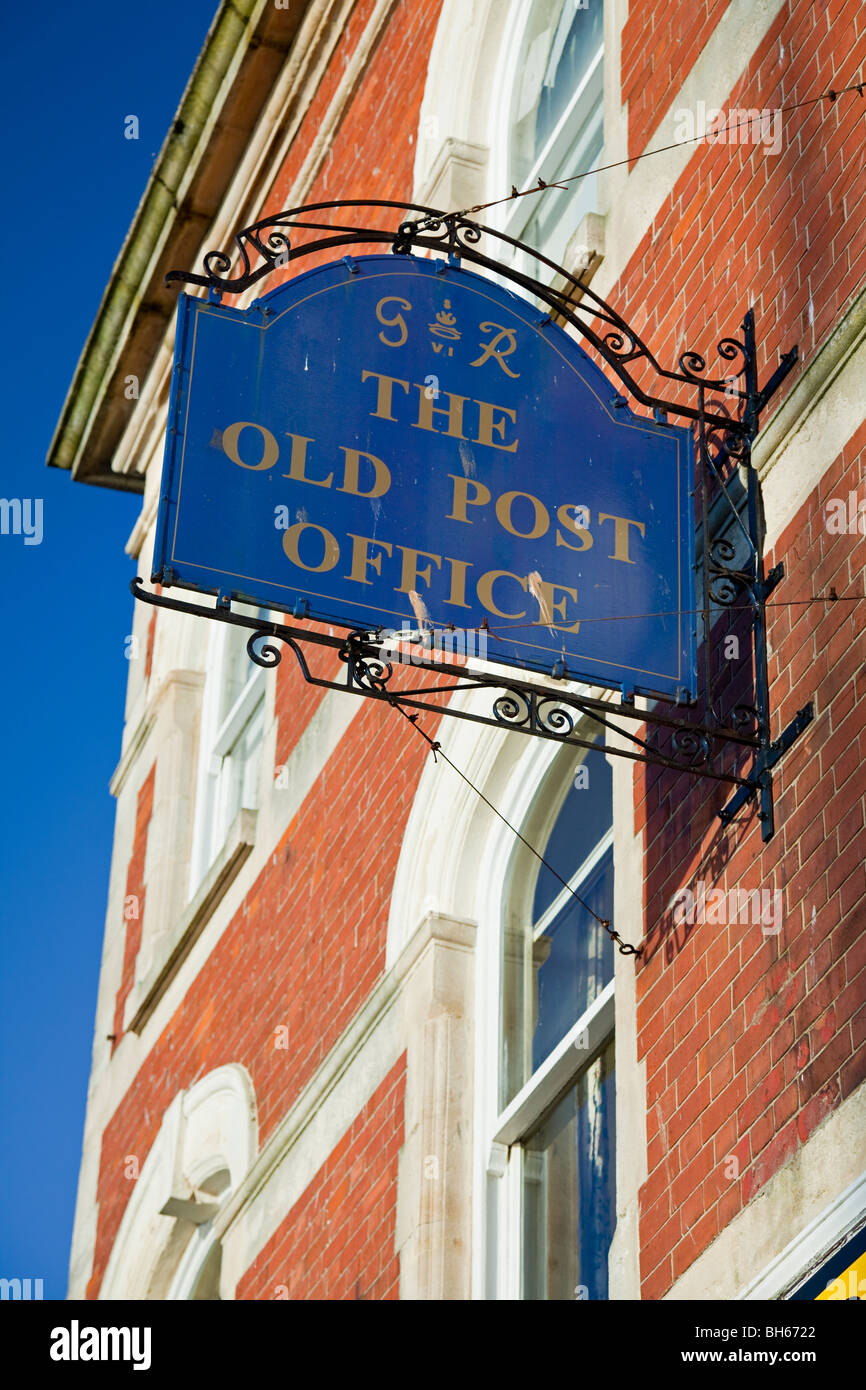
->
[[100, 1065, 257, 1300], [67, 0, 866, 1304], [667, 1085, 866, 1299]]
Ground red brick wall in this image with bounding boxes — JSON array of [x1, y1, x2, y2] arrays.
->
[[111, 764, 156, 1047], [237, 1054, 406, 1299], [635, 426, 865, 1298], [264, 0, 443, 220], [622, 0, 735, 162], [618, 2, 864, 409], [624, 0, 866, 1300], [92, 0, 865, 1301], [87, 684, 431, 1297]]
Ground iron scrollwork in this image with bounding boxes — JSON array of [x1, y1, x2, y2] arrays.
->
[[392, 212, 482, 258], [707, 537, 754, 607], [246, 630, 283, 668], [670, 726, 711, 767], [339, 634, 394, 695], [492, 690, 578, 739], [164, 199, 755, 430], [145, 202, 814, 844]]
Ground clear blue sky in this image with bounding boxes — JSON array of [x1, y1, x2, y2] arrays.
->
[[0, 0, 220, 1298]]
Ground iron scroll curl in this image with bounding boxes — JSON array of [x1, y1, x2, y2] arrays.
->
[[145, 201, 812, 846], [164, 198, 754, 432]]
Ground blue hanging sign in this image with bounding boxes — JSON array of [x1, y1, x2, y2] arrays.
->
[[153, 254, 696, 699]]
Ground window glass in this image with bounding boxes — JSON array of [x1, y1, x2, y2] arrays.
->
[[505, 0, 604, 271], [532, 737, 611, 919], [502, 742, 614, 1107], [218, 607, 267, 725], [190, 610, 267, 893], [522, 1036, 615, 1300], [532, 846, 613, 1072], [218, 699, 265, 851], [511, 0, 604, 185]]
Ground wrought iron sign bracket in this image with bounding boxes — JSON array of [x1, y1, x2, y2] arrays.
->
[[139, 200, 816, 842]]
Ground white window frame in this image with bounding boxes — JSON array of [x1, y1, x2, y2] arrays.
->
[[189, 614, 266, 896], [474, 733, 615, 1300], [166, 1174, 228, 1301], [489, 0, 605, 277]]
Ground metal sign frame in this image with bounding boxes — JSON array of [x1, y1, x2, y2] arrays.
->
[[132, 199, 813, 841], [152, 253, 698, 700]]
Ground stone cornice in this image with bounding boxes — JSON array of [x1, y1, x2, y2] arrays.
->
[[46, 0, 316, 489]]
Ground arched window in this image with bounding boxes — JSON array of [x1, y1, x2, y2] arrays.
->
[[494, 0, 604, 273], [164, 1168, 230, 1301], [486, 733, 616, 1300], [99, 1066, 257, 1301]]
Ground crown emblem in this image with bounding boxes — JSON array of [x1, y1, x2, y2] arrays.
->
[[429, 299, 461, 341]]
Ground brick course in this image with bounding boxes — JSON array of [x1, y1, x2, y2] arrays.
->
[[237, 1054, 406, 1300], [86, 0, 864, 1300], [111, 765, 156, 1048], [635, 424, 865, 1296], [623, 0, 866, 1298]]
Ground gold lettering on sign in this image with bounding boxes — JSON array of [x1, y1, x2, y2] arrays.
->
[[597, 513, 646, 564], [338, 448, 391, 499], [282, 522, 340, 573], [443, 556, 473, 609], [477, 570, 528, 620], [429, 299, 461, 358], [475, 399, 518, 452], [555, 503, 593, 552], [495, 490, 549, 540], [222, 421, 279, 471], [471, 323, 520, 378], [412, 384, 468, 439], [345, 534, 393, 585], [447, 475, 491, 523], [361, 370, 411, 421], [281, 432, 331, 487], [396, 546, 442, 595], [376, 296, 411, 347], [529, 575, 580, 633]]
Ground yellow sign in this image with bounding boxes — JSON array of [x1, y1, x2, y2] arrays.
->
[[816, 1249, 866, 1300]]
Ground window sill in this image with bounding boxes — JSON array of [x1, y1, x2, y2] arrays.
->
[[124, 807, 257, 1035]]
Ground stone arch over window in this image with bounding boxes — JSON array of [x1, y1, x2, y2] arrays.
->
[[386, 701, 549, 967], [387, 693, 625, 1298], [100, 1064, 257, 1300], [414, 0, 607, 282], [412, 0, 508, 211]]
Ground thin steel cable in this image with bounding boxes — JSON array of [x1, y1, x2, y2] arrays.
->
[[384, 694, 642, 956], [369, 82, 863, 969], [448, 79, 865, 223], [378, 590, 860, 645]]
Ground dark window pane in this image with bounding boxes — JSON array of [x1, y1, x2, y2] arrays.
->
[[532, 845, 614, 1071], [532, 740, 611, 921], [523, 1038, 616, 1300]]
